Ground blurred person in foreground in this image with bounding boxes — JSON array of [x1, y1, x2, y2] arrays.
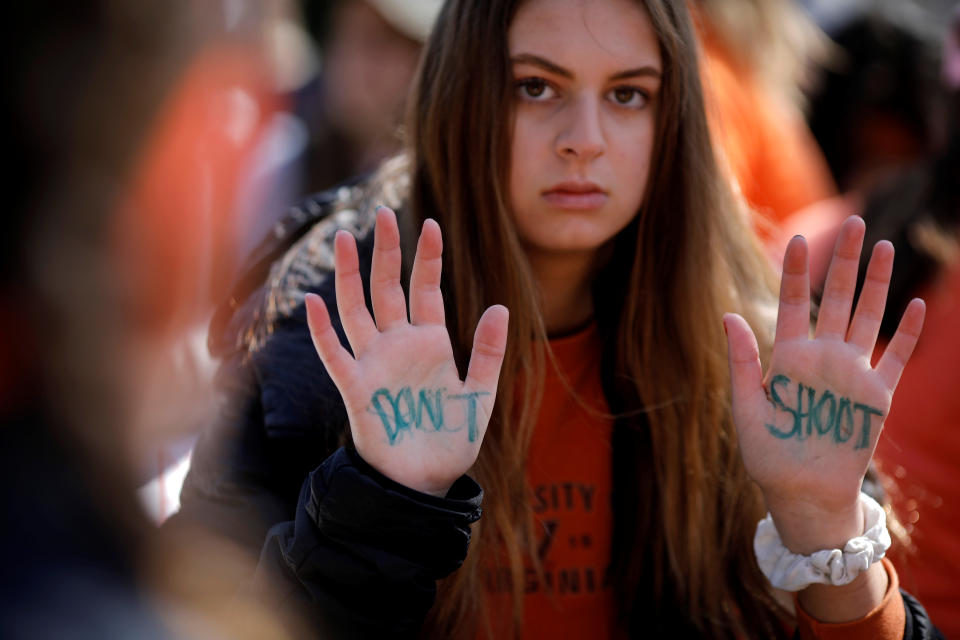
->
[[2, 1, 300, 637]]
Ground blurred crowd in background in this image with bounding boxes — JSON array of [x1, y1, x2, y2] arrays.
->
[[3, 0, 959, 637]]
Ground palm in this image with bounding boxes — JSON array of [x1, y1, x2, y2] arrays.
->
[[737, 339, 892, 511], [340, 323, 489, 493], [726, 217, 925, 515], [305, 208, 508, 497]]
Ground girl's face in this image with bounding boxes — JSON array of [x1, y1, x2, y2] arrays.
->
[[507, 0, 661, 260]]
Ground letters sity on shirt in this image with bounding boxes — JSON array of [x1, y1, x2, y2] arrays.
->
[[369, 386, 490, 445], [765, 374, 884, 449]]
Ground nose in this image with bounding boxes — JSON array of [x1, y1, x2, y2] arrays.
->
[[555, 95, 606, 162]]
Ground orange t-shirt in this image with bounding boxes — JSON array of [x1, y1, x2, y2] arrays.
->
[[485, 324, 617, 638]]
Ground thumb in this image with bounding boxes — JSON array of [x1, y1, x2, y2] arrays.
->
[[723, 312, 764, 407], [464, 305, 509, 392], [305, 292, 356, 389]]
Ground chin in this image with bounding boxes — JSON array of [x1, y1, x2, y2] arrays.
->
[[527, 234, 611, 256]]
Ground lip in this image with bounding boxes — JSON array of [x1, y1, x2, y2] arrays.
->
[[542, 181, 608, 210]]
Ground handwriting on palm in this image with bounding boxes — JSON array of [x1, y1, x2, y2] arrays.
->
[[725, 217, 925, 513], [305, 207, 508, 497]]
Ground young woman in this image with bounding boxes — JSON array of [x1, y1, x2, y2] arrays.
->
[[175, 0, 938, 637]]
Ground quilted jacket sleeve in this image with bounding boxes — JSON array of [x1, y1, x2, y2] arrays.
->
[[252, 447, 482, 638]]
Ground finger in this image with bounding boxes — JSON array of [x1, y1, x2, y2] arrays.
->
[[875, 298, 925, 390], [370, 206, 408, 330], [334, 230, 378, 356], [774, 235, 811, 343], [815, 216, 865, 340], [723, 313, 765, 409], [408, 219, 446, 326], [305, 293, 357, 388], [464, 305, 510, 392], [846, 240, 894, 356]]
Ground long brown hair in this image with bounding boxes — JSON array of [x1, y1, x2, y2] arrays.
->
[[406, 1, 783, 637]]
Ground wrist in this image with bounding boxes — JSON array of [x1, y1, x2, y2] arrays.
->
[[763, 493, 863, 554], [412, 481, 454, 498], [754, 492, 890, 592], [346, 447, 456, 498], [375, 470, 455, 499], [352, 447, 455, 498]]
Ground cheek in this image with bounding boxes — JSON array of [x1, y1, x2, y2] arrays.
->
[[509, 113, 551, 195], [612, 121, 655, 206], [508, 117, 536, 209]]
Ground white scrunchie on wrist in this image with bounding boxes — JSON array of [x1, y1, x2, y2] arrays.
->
[[754, 492, 891, 592]]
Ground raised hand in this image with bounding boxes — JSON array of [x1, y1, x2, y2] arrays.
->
[[724, 216, 925, 552], [304, 207, 509, 497]]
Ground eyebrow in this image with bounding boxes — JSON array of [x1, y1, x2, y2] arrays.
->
[[510, 53, 662, 81]]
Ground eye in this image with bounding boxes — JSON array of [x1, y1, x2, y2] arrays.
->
[[607, 86, 648, 109], [516, 77, 556, 101]]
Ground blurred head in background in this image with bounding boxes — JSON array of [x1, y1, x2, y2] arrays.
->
[[300, 0, 443, 190], [806, 1, 947, 194]]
